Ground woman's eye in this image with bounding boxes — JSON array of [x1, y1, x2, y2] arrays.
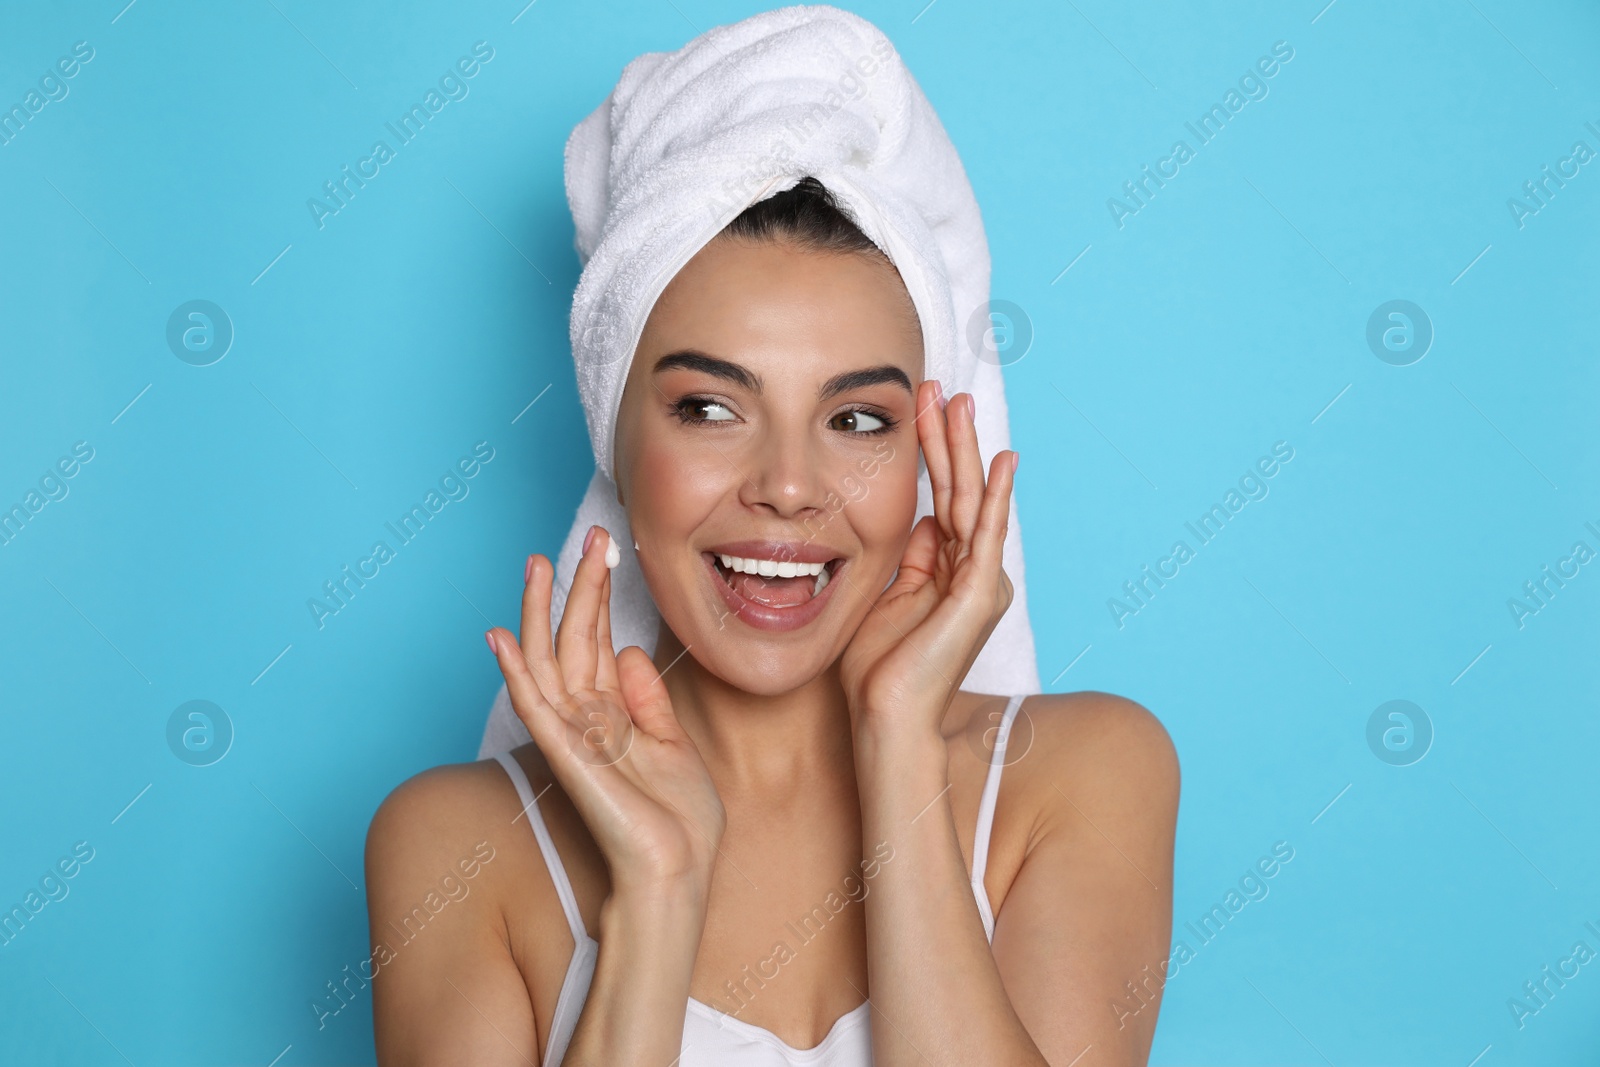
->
[[679, 398, 736, 422], [831, 409, 887, 433]]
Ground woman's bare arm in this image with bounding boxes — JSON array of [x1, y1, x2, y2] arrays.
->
[[366, 764, 538, 1066], [855, 693, 1178, 1067], [992, 694, 1179, 1066], [560, 882, 709, 1065], [366, 759, 717, 1066], [854, 715, 1048, 1066]]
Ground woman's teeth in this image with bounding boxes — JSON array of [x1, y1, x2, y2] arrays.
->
[[716, 553, 834, 598], [717, 554, 826, 578]]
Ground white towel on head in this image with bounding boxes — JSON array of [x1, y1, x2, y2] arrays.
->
[[479, 3, 1040, 759]]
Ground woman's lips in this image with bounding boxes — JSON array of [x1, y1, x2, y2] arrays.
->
[[702, 551, 842, 633]]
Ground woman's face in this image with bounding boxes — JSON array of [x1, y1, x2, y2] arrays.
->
[[613, 234, 924, 695]]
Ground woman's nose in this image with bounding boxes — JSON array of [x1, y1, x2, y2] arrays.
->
[[736, 424, 828, 519]]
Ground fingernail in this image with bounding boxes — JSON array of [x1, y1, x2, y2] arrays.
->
[[524, 554, 534, 584], [1011, 450, 1020, 474], [484, 630, 497, 655], [583, 526, 596, 555], [934, 380, 945, 406], [967, 394, 978, 420]]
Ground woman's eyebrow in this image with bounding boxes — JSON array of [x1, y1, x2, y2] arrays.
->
[[818, 365, 912, 400], [653, 350, 762, 393]]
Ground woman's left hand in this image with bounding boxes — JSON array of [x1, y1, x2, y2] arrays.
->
[[839, 380, 1018, 738]]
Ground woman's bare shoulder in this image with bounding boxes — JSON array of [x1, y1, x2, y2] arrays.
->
[[1026, 691, 1176, 774], [962, 690, 1179, 933], [365, 753, 535, 887], [956, 688, 1180, 805]]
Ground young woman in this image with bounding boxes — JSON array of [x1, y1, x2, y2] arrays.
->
[[363, 177, 1179, 1066]]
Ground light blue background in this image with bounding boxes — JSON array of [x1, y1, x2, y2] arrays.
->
[[1, 0, 1596, 1063]]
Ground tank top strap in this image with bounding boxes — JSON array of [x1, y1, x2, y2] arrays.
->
[[971, 694, 1026, 942], [493, 751, 589, 945]]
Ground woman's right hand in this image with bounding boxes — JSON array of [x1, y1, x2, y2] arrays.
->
[[486, 526, 725, 901]]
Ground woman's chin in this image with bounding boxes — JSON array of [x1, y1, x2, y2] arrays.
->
[[656, 614, 851, 697], [671, 623, 849, 697]]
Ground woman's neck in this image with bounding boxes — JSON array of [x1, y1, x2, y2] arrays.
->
[[651, 624, 856, 797]]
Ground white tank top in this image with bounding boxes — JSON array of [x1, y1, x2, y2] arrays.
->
[[493, 693, 1026, 1066]]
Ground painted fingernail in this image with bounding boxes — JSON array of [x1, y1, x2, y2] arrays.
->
[[583, 526, 597, 555], [524, 554, 534, 584], [485, 630, 497, 655]]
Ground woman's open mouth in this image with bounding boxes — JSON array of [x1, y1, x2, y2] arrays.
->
[[702, 542, 845, 632]]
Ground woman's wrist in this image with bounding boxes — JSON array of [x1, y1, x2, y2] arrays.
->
[[566, 878, 709, 1064], [851, 699, 947, 755], [852, 714, 949, 793], [601, 876, 710, 935]]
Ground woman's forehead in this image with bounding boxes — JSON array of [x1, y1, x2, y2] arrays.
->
[[647, 346, 917, 400], [636, 237, 924, 381]]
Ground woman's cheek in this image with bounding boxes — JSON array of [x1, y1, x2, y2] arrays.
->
[[841, 451, 918, 556], [629, 435, 736, 531]]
